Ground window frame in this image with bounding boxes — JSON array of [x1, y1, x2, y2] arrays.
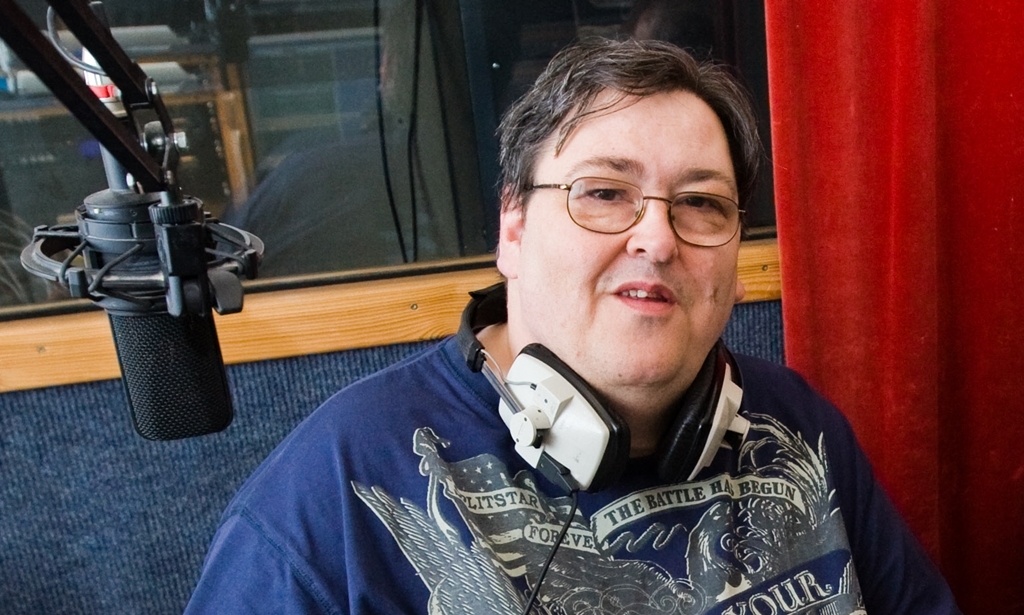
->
[[0, 239, 779, 393]]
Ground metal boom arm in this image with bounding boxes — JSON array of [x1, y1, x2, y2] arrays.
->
[[0, 0, 166, 191]]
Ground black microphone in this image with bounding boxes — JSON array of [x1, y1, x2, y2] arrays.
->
[[28, 183, 261, 440], [81, 18, 233, 439], [74, 188, 239, 440]]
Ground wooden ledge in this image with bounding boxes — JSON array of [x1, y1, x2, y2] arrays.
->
[[0, 239, 780, 393]]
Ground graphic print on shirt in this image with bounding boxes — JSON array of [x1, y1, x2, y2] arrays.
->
[[353, 412, 866, 615]]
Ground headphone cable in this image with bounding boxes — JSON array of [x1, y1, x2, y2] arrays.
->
[[520, 488, 579, 615]]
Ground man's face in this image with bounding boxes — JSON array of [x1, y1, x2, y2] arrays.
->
[[496, 89, 743, 412]]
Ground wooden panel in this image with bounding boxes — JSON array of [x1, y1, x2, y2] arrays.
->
[[216, 267, 503, 364], [0, 240, 780, 393], [736, 238, 783, 302]]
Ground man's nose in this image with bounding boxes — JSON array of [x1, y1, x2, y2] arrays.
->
[[625, 197, 680, 262]]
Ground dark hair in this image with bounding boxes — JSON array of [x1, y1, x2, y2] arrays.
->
[[497, 37, 763, 210]]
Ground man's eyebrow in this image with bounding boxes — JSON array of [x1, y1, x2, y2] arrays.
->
[[566, 156, 646, 178], [678, 168, 738, 194]]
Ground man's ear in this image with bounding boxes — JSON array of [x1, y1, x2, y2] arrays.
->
[[495, 188, 525, 280]]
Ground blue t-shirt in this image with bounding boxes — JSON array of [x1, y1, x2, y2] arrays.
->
[[185, 337, 960, 614]]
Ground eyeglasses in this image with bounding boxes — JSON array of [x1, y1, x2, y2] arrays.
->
[[528, 177, 743, 247]]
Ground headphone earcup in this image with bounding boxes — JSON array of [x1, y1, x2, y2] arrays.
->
[[656, 341, 728, 483], [516, 344, 631, 491]]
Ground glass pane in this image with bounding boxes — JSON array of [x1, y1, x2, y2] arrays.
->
[[227, 1, 487, 277], [0, 0, 771, 310]]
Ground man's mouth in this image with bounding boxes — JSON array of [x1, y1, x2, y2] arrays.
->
[[619, 287, 673, 302]]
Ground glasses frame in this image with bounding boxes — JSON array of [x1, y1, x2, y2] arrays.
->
[[528, 177, 744, 247]]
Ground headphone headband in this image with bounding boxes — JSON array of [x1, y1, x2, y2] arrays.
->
[[457, 282, 509, 373]]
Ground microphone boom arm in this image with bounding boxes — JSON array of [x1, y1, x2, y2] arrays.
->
[[0, 0, 167, 192], [3, 0, 263, 312]]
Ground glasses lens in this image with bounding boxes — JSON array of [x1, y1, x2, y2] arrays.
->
[[670, 193, 740, 246], [566, 178, 642, 233]]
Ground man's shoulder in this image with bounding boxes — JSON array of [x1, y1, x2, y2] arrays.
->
[[318, 336, 494, 418], [232, 336, 496, 491], [218, 338, 487, 528], [732, 352, 855, 439], [732, 352, 820, 400]]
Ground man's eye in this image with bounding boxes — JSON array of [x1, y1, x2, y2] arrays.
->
[[586, 188, 631, 202], [677, 195, 726, 213], [679, 195, 712, 208]]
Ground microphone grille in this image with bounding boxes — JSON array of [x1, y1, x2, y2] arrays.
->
[[109, 311, 233, 440]]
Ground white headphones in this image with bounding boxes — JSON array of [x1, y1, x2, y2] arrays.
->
[[457, 283, 748, 493]]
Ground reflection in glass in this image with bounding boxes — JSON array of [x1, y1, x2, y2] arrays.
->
[[226, 4, 477, 277]]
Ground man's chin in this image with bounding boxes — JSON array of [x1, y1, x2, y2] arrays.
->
[[600, 361, 691, 392]]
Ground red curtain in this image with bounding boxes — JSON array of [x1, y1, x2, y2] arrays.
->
[[765, 2, 1024, 612]]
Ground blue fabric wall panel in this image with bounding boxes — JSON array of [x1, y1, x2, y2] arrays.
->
[[0, 300, 781, 614], [722, 298, 784, 365], [0, 341, 434, 614]]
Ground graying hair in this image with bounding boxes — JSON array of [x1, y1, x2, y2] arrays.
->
[[497, 37, 764, 210]]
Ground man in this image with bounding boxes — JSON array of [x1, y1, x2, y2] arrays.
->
[[186, 39, 960, 614]]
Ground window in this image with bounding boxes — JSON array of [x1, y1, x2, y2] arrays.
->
[[0, 0, 771, 311]]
